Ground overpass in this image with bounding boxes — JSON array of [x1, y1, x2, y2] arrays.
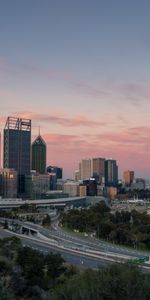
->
[[0, 197, 86, 209], [0, 217, 150, 272]]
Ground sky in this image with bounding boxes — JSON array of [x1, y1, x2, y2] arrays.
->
[[0, 0, 150, 179]]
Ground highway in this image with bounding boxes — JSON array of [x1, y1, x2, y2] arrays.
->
[[0, 217, 150, 271], [0, 228, 111, 269], [0, 216, 143, 257]]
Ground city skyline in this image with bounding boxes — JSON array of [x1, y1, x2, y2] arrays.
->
[[1, 1, 150, 178]]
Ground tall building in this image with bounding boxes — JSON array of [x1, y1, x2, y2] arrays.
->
[[83, 178, 97, 196], [46, 166, 62, 191], [123, 170, 134, 185], [0, 132, 1, 168], [25, 172, 49, 199], [3, 117, 31, 175], [105, 159, 118, 187], [91, 157, 105, 183], [80, 159, 91, 180], [32, 135, 46, 174], [47, 166, 63, 179], [3, 117, 31, 196]]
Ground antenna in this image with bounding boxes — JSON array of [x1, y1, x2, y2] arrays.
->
[[38, 126, 41, 136]]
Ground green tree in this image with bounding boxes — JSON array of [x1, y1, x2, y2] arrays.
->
[[45, 253, 65, 279]]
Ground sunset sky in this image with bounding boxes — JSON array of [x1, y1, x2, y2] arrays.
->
[[1, 0, 150, 178]]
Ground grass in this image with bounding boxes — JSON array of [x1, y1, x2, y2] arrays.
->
[[61, 225, 150, 254], [61, 225, 89, 238]]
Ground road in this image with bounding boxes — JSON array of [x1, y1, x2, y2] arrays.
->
[[0, 228, 110, 269], [0, 217, 150, 271]]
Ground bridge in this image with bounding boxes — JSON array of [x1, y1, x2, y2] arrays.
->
[[0, 197, 87, 209]]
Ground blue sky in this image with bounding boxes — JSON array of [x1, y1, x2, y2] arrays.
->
[[0, 0, 150, 178]]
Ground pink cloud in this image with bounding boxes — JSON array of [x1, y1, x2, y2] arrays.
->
[[13, 111, 107, 127], [0, 113, 150, 177], [42, 126, 150, 178], [1, 57, 149, 108]]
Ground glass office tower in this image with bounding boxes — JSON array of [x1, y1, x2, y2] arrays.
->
[[105, 159, 118, 187], [3, 117, 31, 195], [32, 135, 46, 174]]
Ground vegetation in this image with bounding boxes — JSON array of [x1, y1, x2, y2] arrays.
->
[[0, 237, 66, 299], [0, 236, 150, 299], [42, 214, 51, 227], [50, 264, 150, 300], [62, 202, 150, 249], [0, 207, 52, 226]]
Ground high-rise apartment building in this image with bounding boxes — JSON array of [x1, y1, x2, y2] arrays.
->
[[3, 117, 31, 175], [80, 159, 91, 180], [105, 159, 118, 187], [91, 157, 105, 183], [123, 170, 134, 185], [32, 135, 46, 174]]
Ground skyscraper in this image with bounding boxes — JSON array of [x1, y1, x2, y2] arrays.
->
[[3, 117, 31, 175], [123, 170, 134, 186], [3, 117, 31, 196], [105, 159, 118, 187], [0, 132, 1, 168], [80, 159, 91, 180], [91, 157, 105, 183], [32, 135, 46, 174]]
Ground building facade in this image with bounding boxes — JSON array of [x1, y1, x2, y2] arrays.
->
[[3, 117, 31, 196], [25, 172, 49, 199], [83, 178, 97, 196], [47, 166, 63, 179], [80, 159, 91, 180], [0, 168, 18, 198], [32, 135, 46, 174], [123, 170, 134, 186], [63, 181, 79, 197], [105, 159, 118, 187], [91, 157, 105, 183], [3, 117, 31, 175]]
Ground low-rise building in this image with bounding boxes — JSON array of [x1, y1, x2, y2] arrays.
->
[[63, 181, 79, 197]]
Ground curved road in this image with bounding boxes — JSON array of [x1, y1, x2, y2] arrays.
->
[[0, 217, 150, 271]]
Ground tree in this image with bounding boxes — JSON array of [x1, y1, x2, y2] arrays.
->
[[49, 264, 150, 300], [42, 214, 51, 227], [16, 247, 45, 287], [45, 253, 65, 279]]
